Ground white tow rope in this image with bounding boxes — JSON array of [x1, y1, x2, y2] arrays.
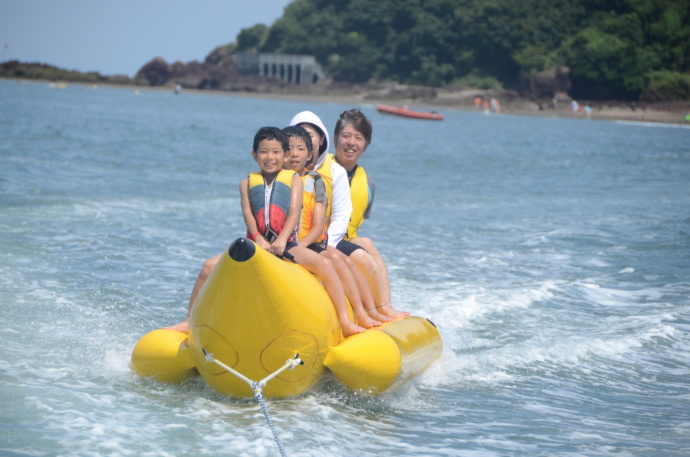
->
[[202, 347, 304, 457]]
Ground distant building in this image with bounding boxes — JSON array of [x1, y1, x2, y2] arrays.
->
[[236, 53, 324, 85]]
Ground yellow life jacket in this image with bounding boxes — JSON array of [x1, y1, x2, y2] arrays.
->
[[298, 172, 328, 245], [247, 169, 296, 242], [346, 165, 370, 239], [315, 153, 335, 226]]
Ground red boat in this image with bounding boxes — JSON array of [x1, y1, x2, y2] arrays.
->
[[376, 104, 444, 120]]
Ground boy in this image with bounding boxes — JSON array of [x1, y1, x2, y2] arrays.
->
[[240, 127, 365, 337], [282, 126, 381, 329]]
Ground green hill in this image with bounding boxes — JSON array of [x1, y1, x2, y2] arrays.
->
[[241, 0, 689, 101], [4, 0, 689, 102]]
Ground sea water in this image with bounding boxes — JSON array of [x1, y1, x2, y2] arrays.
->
[[1, 79, 689, 456]]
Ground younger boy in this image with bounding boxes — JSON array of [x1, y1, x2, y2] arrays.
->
[[240, 127, 365, 337], [282, 126, 381, 329]]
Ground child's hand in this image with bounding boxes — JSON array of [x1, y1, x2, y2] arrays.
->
[[270, 239, 287, 257], [255, 236, 271, 252]]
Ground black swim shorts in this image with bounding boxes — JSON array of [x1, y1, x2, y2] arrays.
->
[[335, 239, 365, 256], [279, 241, 299, 263], [307, 242, 327, 254]]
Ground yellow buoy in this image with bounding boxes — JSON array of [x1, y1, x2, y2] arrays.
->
[[324, 316, 442, 394], [131, 328, 196, 383]]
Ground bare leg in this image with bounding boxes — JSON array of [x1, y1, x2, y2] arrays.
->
[[350, 237, 409, 318], [166, 253, 221, 333], [322, 250, 381, 328], [348, 249, 382, 302], [290, 246, 365, 337], [330, 248, 391, 323]]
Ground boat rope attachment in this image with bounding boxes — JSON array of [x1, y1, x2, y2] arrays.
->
[[201, 348, 304, 457]]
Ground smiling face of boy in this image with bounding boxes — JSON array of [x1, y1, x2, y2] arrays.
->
[[285, 136, 312, 175], [252, 139, 287, 177]]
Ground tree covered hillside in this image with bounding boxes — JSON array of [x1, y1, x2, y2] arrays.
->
[[236, 0, 690, 100]]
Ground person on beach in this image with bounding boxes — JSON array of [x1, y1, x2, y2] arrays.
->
[[240, 126, 364, 336], [282, 125, 381, 328]]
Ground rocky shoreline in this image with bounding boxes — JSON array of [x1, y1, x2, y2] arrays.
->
[[3, 59, 689, 125], [3, 75, 688, 126], [134, 56, 690, 125]]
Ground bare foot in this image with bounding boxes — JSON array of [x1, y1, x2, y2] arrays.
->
[[340, 321, 366, 337], [376, 303, 410, 319], [165, 320, 189, 334], [366, 307, 393, 323], [355, 313, 382, 328]]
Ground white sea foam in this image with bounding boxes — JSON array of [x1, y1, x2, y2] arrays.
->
[[579, 282, 665, 307]]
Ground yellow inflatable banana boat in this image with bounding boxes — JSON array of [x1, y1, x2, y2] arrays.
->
[[131, 238, 442, 398]]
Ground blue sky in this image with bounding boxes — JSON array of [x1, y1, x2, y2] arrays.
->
[[1, 0, 294, 76]]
